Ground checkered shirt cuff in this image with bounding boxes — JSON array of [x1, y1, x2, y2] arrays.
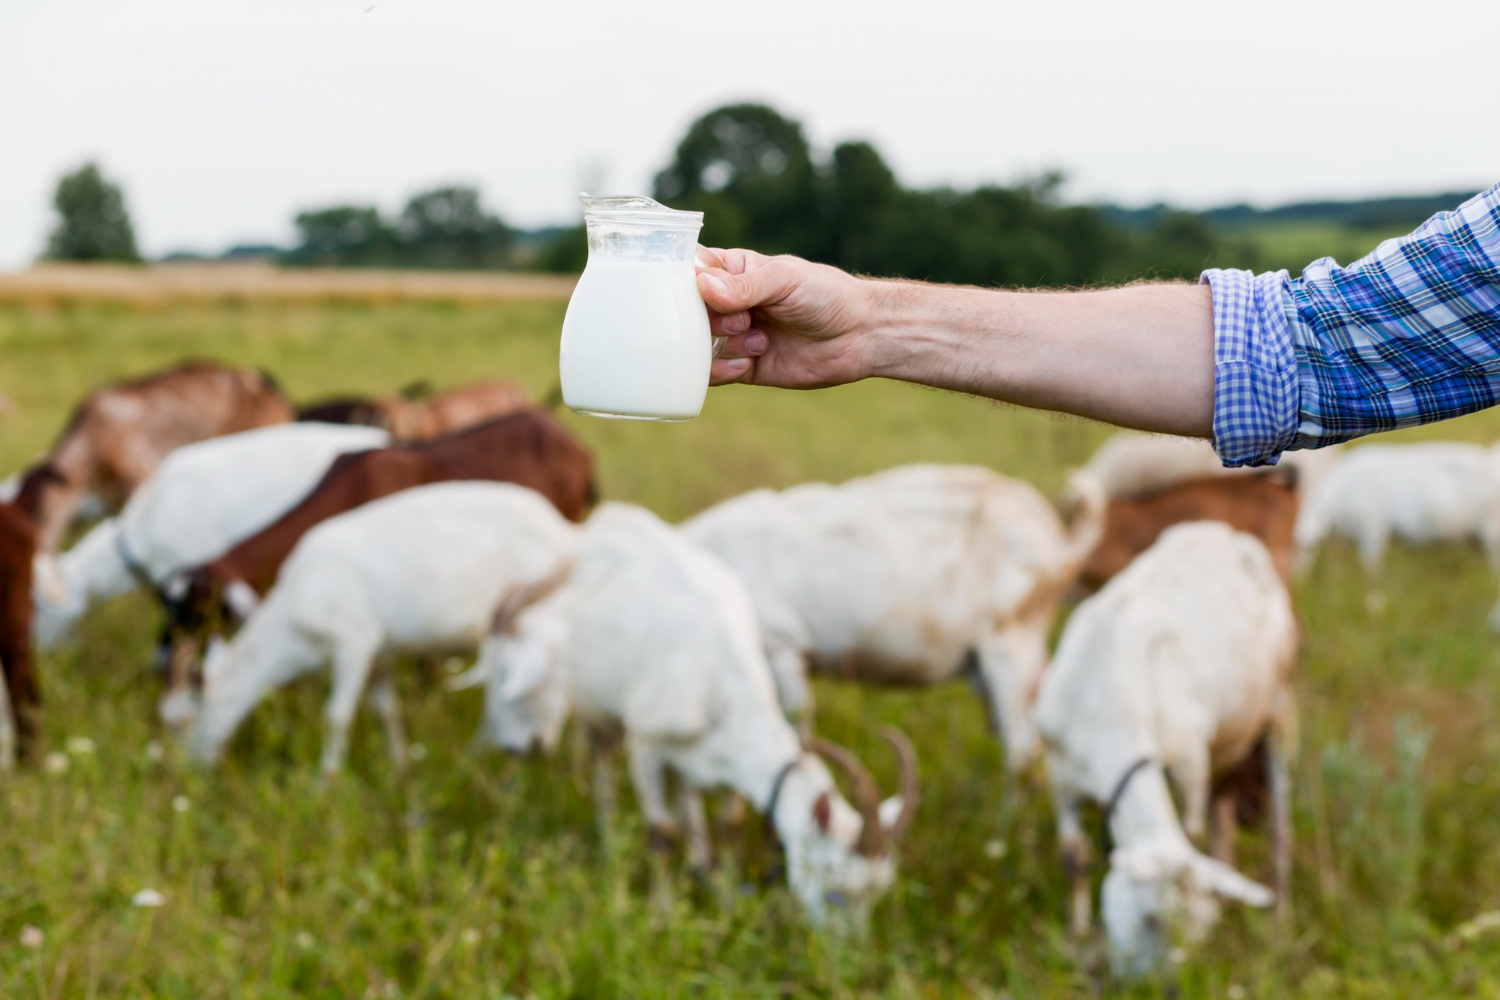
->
[[1200, 267, 1300, 467]]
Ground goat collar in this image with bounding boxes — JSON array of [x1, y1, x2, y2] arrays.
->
[[763, 755, 802, 839], [1099, 756, 1156, 854]]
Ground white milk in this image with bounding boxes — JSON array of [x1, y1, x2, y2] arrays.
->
[[560, 258, 712, 421]]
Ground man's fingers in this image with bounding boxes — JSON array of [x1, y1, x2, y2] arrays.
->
[[697, 260, 792, 315], [710, 357, 753, 385], [708, 308, 752, 337], [713, 329, 769, 360]]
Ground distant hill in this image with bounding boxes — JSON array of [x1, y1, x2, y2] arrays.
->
[[1103, 190, 1482, 232]]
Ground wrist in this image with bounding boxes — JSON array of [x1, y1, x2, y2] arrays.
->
[[856, 279, 977, 386]]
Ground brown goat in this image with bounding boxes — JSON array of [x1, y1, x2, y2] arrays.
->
[[1079, 469, 1300, 591], [15, 361, 293, 551], [182, 408, 595, 621], [296, 379, 531, 441], [0, 502, 39, 766]]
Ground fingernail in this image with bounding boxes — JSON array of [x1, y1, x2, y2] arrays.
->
[[698, 271, 727, 297], [745, 331, 768, 355], [724, 311, 749, 334]]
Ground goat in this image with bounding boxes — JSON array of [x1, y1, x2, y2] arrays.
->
[[180, 409, 595, 634], [186, 482, 579, 775], [13, 361, 294, 552], [1292, 442, 1500, 625], [1070, 431, 1342, 507], [0, 502, 39, 767], [1080, 469, 1300, 589], [471, 502, 918, 929], [681, 464, 1104, 770], [295, 379, 530, 440], [1035, 521, 1295, 976], [32, 423, 389, 650]]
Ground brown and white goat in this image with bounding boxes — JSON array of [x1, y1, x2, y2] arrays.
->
[[14, 361, 293, 552]]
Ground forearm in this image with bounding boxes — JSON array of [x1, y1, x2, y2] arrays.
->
[[858, 280, 1216, 437]]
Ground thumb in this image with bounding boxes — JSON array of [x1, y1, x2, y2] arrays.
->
[[697, 261, 793, 314]]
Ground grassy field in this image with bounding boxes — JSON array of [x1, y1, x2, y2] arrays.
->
[[3, 298, 1500, 998], [1217, 223, 1415, 278]]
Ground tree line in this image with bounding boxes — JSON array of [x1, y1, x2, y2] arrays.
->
[[44, 103, 1469, 285]]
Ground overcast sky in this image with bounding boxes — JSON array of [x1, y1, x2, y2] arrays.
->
[[2, 0, 1494, 266]]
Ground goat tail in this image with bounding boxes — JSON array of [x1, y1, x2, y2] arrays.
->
[[1057, 467, 1107, 577]]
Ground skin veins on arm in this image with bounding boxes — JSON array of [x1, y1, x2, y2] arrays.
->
[[697, 251, 1215, 439]]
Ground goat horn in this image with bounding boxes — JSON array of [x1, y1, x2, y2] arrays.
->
[[488, 561, 573, 636], [881, 725, 920, 846], [806, 736, 886, 857]]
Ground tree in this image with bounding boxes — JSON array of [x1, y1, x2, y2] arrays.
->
[[281, 206, 393, 267], [44, 163, 140, 262], [653, 104, 822, 255], [395, 186, 511, 269]]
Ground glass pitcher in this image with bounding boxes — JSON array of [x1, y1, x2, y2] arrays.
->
[[558, 195, 720, 422]]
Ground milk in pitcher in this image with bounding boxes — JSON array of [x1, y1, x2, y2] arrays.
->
[[559, 196, 714, 421]]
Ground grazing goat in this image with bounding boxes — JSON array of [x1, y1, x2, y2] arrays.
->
[[32, 423, 389, 650], [187, 482, 578, 775], [296, 379, 530, 440], [1072, 432, 1231, 501], [180, 410, 595, 632], [14, 361, 294, 552], [1036, 521, 1295, 976], [0, 502, 39, 768], [1070, 431, 1343, 507], [682, 464, 1104, 769], [1295, 441, 1500, 573], [1080, 470, 1300, 589], [472, 503, 918, 929]]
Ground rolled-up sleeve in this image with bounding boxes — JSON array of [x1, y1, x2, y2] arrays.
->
[[1201, 183, 1500, 467], [1200, 267, 1299, 466]]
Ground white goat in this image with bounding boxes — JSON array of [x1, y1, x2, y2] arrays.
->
[[472, 503, 918, 929], [1293, 442, 1500, 618], [681, 463, 1103, 770], [32, 422, 389, 648], [1035, 521, 1295, 977], [1072, 433, 1231, 501], [187, 482, 577, 775]]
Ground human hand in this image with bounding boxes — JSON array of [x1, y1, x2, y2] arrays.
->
[[696, 249, 877, 388]]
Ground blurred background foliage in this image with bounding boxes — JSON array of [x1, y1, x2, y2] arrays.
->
[[57, 103, 1474, 284], [43, 162, 141, 264], [523, 103, 1472, 285]]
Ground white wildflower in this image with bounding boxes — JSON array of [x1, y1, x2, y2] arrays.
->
[[19, 925, 43, 949], [407, 742, 428, 762], [1227, 985, 1247, 1000], [461, 927, 481, 946], [145, 740, 165, 762], [66, 736, 95, 755], [295, 930, 316, 949], [132, 888, 166, 908], [983, 838, 1006, 860], [43, 752, 69, 775], [171, 795, 191, 813]]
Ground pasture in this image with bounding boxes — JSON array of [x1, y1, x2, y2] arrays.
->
[[2, 296, 1500, 998]]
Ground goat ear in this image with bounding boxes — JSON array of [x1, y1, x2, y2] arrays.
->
[[1188, 854, 1275, 907], [496, 635, 553, 701], [1108, 842, 1182, 883], [812, 792, 832, 834], [32, 554, 66, 604], [878, 795, 904, 832]]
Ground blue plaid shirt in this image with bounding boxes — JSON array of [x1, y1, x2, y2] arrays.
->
[[1201, 183, 1500, 466]]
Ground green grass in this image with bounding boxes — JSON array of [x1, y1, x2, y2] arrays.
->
[[3, 301, 1500, 997], [1214, 223, 1415, 278]]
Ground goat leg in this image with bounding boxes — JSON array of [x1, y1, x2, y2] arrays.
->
[[1269, 735, 1293, 923]]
